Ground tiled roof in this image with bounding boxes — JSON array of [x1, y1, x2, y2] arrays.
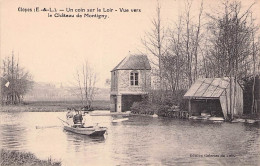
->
[[111, 54, 151, 71], [183, 77, 232, 99]]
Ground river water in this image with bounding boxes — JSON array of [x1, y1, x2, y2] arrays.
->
[[0, 111, 259, 166]]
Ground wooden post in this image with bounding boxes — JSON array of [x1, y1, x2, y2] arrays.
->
[[188, 99, 191, 117], [117, 95, 122, 112]]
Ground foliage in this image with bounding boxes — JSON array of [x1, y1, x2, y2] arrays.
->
[[241, 75, 259, 114], [141, 0, 259, 118], [131, 100, 170, 115], [148, 89, 186, 105], [131, 89, 187, 116], [0, 149, 61, 166], [206, 0, 258, 79], [143, 0, 259, 93], [161, 54, 186, 91], [142, 0, 204, 91], [1, 54, 33, 105]]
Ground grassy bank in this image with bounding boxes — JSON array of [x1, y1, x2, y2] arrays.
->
[[0, 100, 110, 112], [0, 149, 61, 166]]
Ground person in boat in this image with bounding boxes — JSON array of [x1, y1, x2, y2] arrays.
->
[[66, 108, 76, 126], [73, 110, 84, 128], [66, 110, 74, 119]]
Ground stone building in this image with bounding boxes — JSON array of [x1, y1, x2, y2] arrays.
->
[[110, 54, 151, 112]]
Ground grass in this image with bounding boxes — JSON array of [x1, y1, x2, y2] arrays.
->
[[0, 100, 110, 112], [0, 149, 61, 166]]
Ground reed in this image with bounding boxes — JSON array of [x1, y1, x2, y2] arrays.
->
[[0, 149, 61, 166]]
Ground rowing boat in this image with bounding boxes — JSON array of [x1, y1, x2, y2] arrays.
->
[[63, 125, 107, 136]]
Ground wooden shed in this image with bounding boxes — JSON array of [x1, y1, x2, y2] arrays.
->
[[183, 77, 243, 120]]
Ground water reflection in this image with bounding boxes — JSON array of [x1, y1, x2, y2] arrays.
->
[[64, 132, 105, 157], [0, 124, 27, 151], [0, 113, 28, 151]]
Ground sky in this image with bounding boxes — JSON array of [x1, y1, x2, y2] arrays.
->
[[1, 0, 259, 88]]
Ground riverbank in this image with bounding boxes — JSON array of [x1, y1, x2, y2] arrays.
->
[[0, 149, 61, 166], [0, 100, 110, 112], [130, 101, 260, 120]]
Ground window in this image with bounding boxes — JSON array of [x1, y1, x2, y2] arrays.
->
[[130, 71, 138, 86]]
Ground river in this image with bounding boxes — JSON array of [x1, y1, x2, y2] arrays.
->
[[0, 111, 259, 166]]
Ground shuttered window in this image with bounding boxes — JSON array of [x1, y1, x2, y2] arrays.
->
[[130, 71, 138, 86]]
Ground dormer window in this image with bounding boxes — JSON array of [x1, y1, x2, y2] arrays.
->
[[130, 71, 139, 86]]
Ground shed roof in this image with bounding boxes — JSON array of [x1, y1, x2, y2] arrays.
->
[[184, 77, 231, 99], [111, 54, 151, 71]]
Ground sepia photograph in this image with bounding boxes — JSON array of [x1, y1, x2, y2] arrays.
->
[[0, 0, 260, 165]]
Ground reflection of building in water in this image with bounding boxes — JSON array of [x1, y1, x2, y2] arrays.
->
[[110, 54, 151, 112]]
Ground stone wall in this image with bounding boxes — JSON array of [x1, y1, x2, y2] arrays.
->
[[117, 70, 151, 94], [110, 95, 116, 112], [111, 71, 118, 92]]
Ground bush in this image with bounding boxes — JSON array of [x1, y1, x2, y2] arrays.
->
[[130, 89, 188, 116], [131, 100, 155, 115], [0, 149, 61, 166], [131, 101, 171, 116]]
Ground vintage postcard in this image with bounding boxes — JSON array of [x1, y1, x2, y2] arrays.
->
[[0, 0, 259, 166]]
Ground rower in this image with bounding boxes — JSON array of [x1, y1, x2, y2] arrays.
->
[[73, 110, 84, 128]]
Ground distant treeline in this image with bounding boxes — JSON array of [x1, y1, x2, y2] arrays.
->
[[23, 82, 110, 101]]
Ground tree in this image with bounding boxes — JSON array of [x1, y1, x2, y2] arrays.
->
[[182, 0, 204, 86], [162, 0, 204, 90], [73, 61, 97, 108], [206, 0, 259, 118], [183, 0, 193, 87], [1, 53, 33, 105], [207, 0, 258, 78], [162, 15, 185, 92], [193, 0, 203, 82], [142, 1, 167, 90]]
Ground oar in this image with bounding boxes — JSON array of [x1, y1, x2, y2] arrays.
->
[[57, 117, 70, 125], [36, 125, 61, 129], [112, 118, 129, 123]]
